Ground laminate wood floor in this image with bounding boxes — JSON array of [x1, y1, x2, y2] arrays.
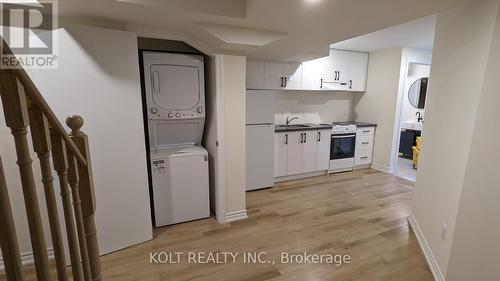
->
[[1, 169, 433, 281]]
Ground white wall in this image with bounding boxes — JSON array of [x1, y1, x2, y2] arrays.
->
[[400, 63, 430, 125], [446, 3, 500, 279], [353, 47, 405, 172], [0, 24, 153, 264], [410, 0, 499, 278], [274, 91, 354, 124]]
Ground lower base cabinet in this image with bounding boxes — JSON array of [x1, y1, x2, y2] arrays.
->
[[354, 126, 375, 167], [275, 129, 331, 177]]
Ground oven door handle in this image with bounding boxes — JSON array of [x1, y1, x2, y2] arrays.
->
[[331, 134, 356, 139]]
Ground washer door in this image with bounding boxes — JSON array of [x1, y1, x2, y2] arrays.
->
[[150, 64, 201, 111]]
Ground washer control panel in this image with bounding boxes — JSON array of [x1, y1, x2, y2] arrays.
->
[[149, 106, 204, 120]]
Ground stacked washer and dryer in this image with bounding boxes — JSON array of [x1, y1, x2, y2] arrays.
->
[[142, 52, 210, 227]]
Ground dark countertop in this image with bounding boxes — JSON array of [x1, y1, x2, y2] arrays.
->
[[275, 123, 332, 132]]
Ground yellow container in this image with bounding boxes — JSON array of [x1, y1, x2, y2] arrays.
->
[[412, 146, 420, 169], [416, 136, 422, 150]]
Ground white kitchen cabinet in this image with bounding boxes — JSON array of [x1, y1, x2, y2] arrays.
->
[[283, 62, 302, 90], [301, 131, 317, 173], [354, 126, 375, 167], [301, 57, 325, 90], [274, 132, 288, 177], [274, 129, 331, 178], [247, 61, 302, 90], [246, 61, 265, 89], [348, 52, 369, 91], [286, 131, 303, 175], [247, 50, 368, 92], [323, 49, 350, 83], [264, 62, 284, 90], [315, 130, 331, 171]]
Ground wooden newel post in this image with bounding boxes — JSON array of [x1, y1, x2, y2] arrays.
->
[[66, 115, 102, 281]]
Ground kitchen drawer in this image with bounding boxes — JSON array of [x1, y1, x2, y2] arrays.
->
[[357, 126, 375, 137], [356, 135, 374, 150], [355, 150, 373, 166]]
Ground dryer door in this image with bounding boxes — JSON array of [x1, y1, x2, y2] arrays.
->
[[150, 64, 201, 111]]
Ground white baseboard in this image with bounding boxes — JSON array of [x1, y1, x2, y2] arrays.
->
[[225, 210, 248, 223], [407, 214, 445, 281], [0, 248, 54, 272], [371, 163, 395, 174]]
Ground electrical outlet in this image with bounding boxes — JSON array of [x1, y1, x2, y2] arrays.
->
[[441, 223, 448, 242]]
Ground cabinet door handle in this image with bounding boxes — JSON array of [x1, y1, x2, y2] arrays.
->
[[349, 79, 352, 89], [333, 70, 337, 81], [285, 134, 288, 144], [317, 131, 321, 141], [362, 142, 369, 145], [304, 133, 307, 143], [284, 77, 287, 87], [362, 130, 370, 133], [361, 156, 369, 159], [280, 77, 284, 87], [320, 78, 323, 89]]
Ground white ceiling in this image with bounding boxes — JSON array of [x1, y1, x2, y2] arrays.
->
[[330, 15, 437, 52], [57, 0, 464, 60]]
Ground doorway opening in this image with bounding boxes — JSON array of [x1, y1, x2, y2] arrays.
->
[[393, 62, 430, 181]]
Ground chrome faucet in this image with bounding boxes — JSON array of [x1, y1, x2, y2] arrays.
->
[[285, 116, 299, 125], [416, 111, 423, 123]]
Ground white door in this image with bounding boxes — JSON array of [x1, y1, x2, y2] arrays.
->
[[349, 52, 369, 91], [315, 130, 331, 171], [286, 131, 303, 175], [274, 132, 288, 177], [302, 131, 317, 173], [246, 125, 275, 190], [302, 58, 325, 90], [283, 63, 302, 90], [264, 62, 284, 89], [246, 61, 265, 89]]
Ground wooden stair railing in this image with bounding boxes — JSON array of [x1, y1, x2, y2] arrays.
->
[[0, 36, 102, 281]]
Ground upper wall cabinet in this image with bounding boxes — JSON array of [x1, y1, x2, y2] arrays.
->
[[348, 52, 369, 92], [322, 49, 350, 84], [302, 58, 325, 90], [246, 61, 265, 89], [246, 50, 368, 92], [247, 61, 302, 90]]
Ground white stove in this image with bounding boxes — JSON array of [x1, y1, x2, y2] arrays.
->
[[324, 122, 357, 173], [331, 122, 357, 135]]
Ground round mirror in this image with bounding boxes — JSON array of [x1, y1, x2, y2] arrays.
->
[[408, 77, 428, 109]]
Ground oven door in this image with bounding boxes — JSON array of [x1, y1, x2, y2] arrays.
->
[[330, 134, 356, 160]]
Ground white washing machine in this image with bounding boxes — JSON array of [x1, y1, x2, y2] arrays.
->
[[142, 52, 209, 226], [150, 145, 210, 227]]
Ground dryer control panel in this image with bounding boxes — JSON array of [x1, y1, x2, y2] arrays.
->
[[143, 52, 206, 121]]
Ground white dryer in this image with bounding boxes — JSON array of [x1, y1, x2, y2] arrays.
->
[[150, 145, 210, 227], [143, 52, 205, 146]]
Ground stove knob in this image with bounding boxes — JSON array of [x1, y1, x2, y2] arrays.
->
[[167, 112, 173, 118], [175, 113, 181, 118], [196, 107, 203, 113], [150, 107, 158, 114]]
